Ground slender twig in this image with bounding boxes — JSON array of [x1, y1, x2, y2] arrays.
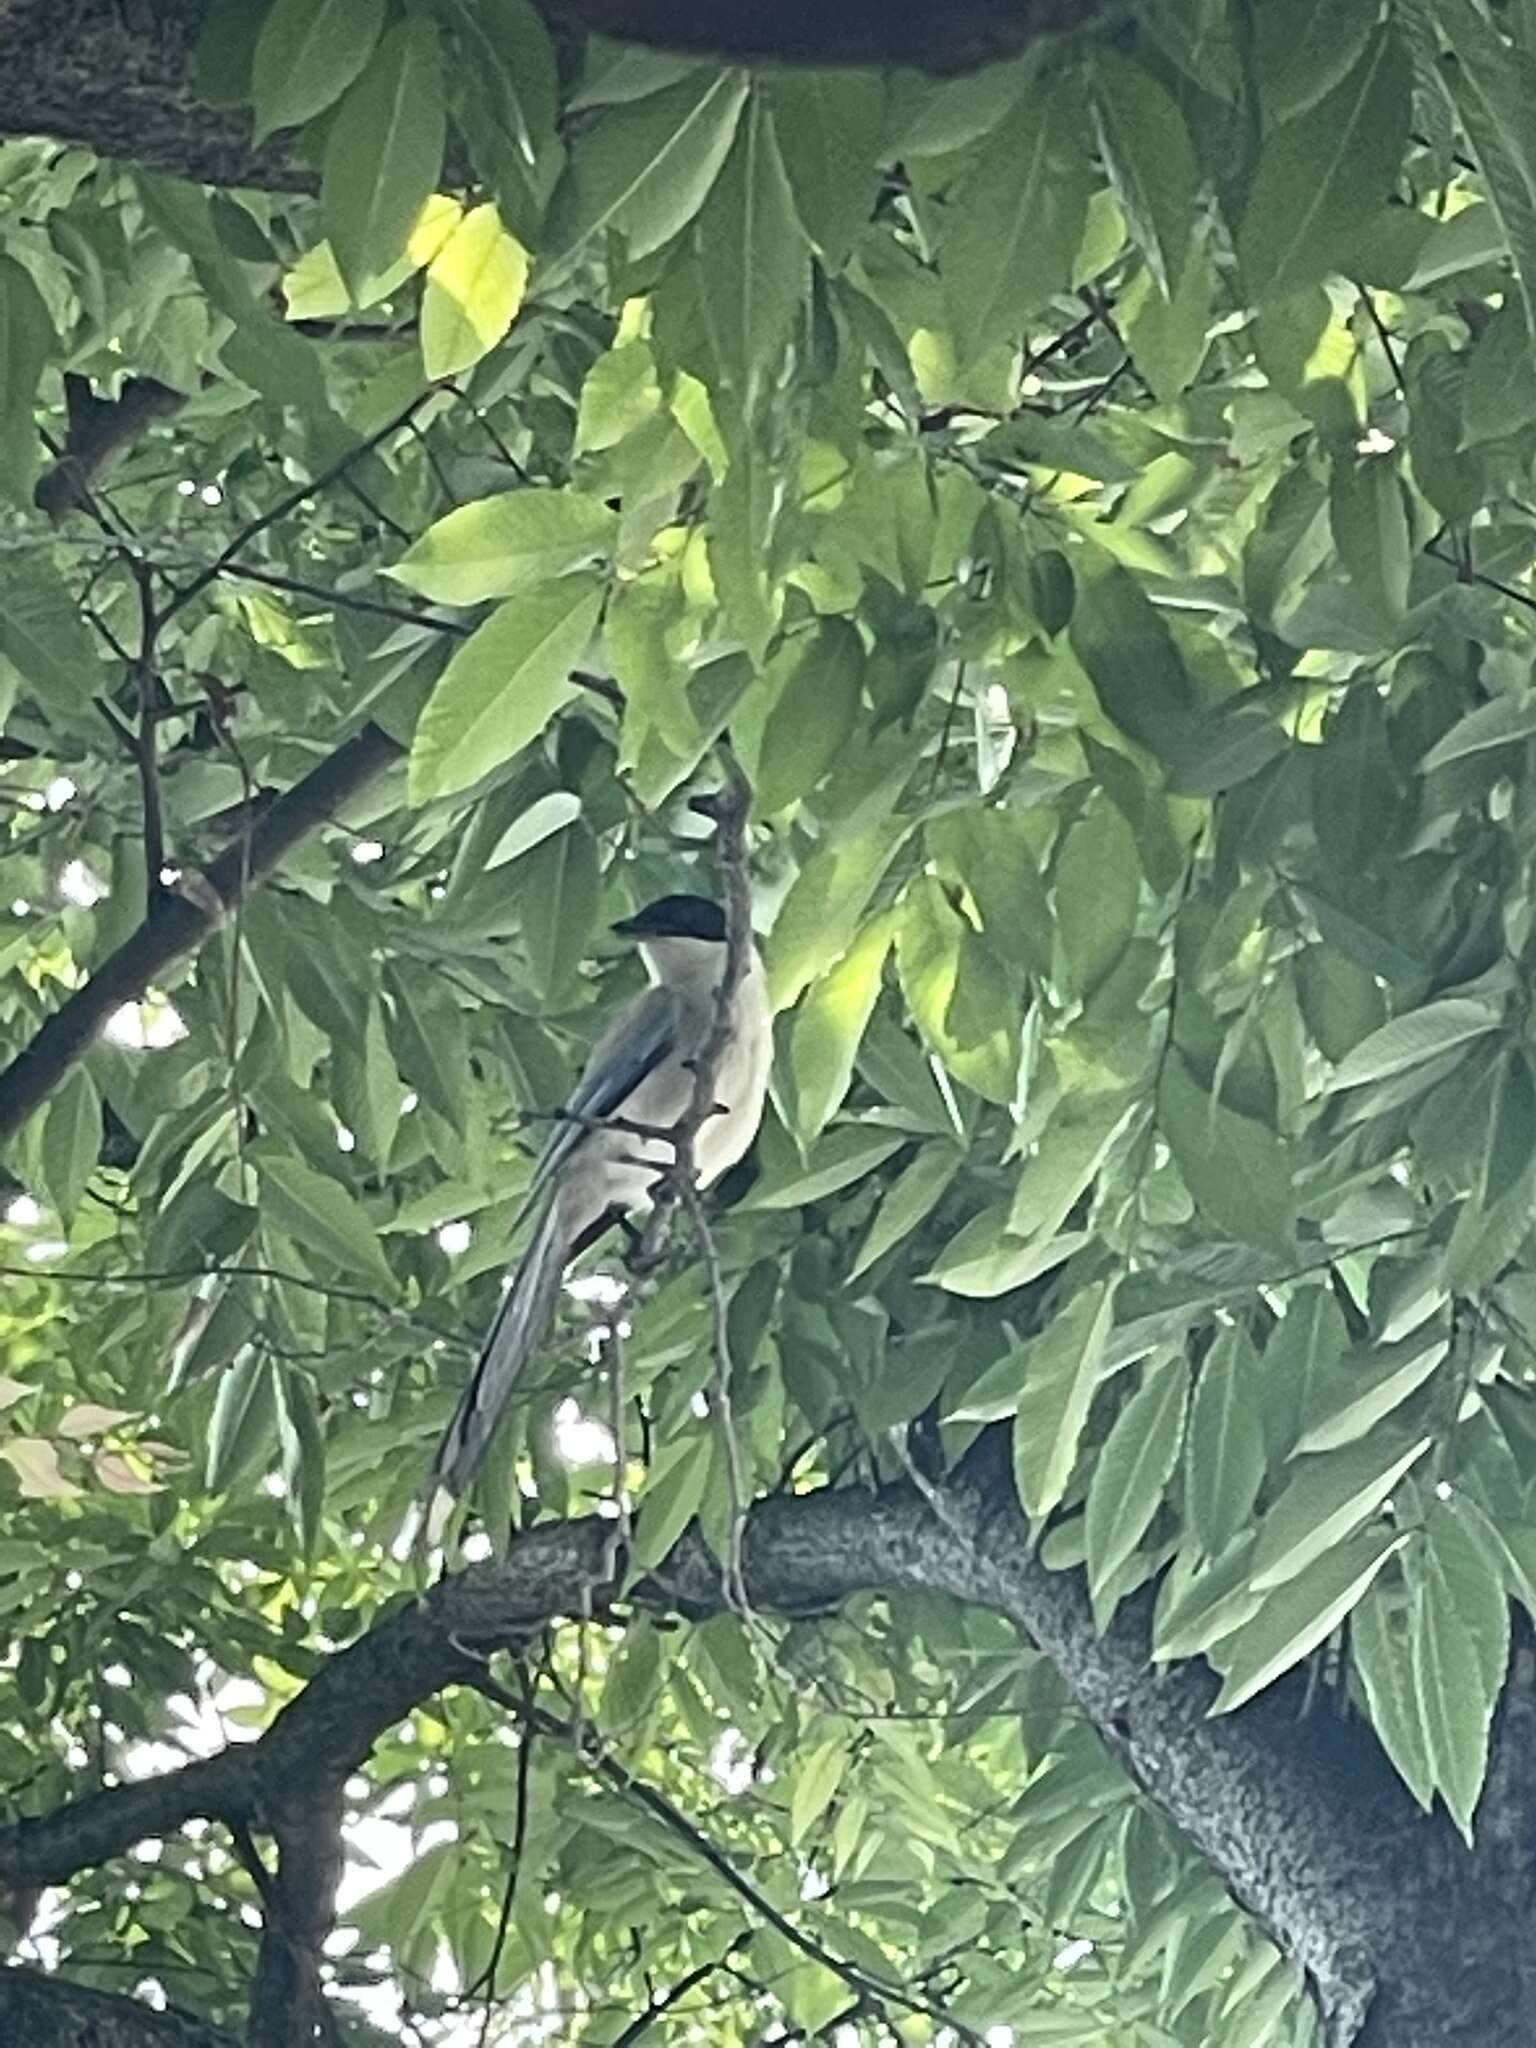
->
[[158, 390, 436, 628], [471, 1701, 535, 2041], [611, 1956, 731, 2047], [191, 559, 470, 636], [131, 561, 166, 914], [522, 1701, 985, 2045], [1425, 536, 1536, 616], [1355, 283, 1408, 399]]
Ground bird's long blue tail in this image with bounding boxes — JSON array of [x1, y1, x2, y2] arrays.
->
[[421, 1199, 568, 1547]]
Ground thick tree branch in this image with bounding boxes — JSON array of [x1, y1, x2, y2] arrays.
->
[[0, 1964, 235, 2048], [0, 1451, 1516, 2045], [3, 0, 1115, 202], [0, 720, 402, 1144], [549, 0, 1108, 67], [246, 1789, 345, 2048]]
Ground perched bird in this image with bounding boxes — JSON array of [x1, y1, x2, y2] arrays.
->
[[421, 893, 771, 1543]]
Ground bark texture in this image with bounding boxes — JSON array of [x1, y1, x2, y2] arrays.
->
[[3, 1, 309, 190], [0, 1964, 234, 2047], [0, 1451, 1527, 2048], [2, 0, 1116, 201]]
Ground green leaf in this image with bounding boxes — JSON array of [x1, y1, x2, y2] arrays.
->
[[755, 618, 865, 816], [546, 70, 748, 269], [519, 822, 600, 1001], [767, 820, 910, 1012], [926, 806, 1053, 981], [766, 71, 885, 270], [1152, 1536, 1263, 1663], [850, 1142, 962, 1279], [896, 876, 1019, 1105], [1089, 52, 1197, 295], [1121, 232, 1216, 402], [275, 1367, 327, 1559], [707, 429, 779, 664], [1249, 1431, 1431, 1592], [40, 1067, 100, 1226], [1412, 1544, 1498, 1842], [206, 1351, 279, 1496], [0, 559, 104, 717], [321, 17, 446, 292], [1293, 1330, 1449, 1455], [1256, 0, 1380, 123], [407, 578, 603, 802], [1054, 800, 1139, 1002], [925, 1216, 1089, 1302], [1086, 1352, 1188, 1617], [1457, 301, 1536, 447], [252, 0, 384, 140], [1440, 6, 1536, 339], [695, 91, 809, 409], [1184, 1325, 1267, 1559], [1211, 1526, 1406, 1713], [420, 203, 530, 378], [256, 1153, 396, 1290], [788, 1738, 848, 1846], [1069, 560, 1201, 761], [1236, 30, 1411, 302], [1328, 447, 1409, 626], [1325, 996, 1503, 1092], [332, 1000, 405, 1169], [1351, 1582, 1434, 1808], [576, 341, 661, 454], [1011, 1282, 1117, 1521], [942, 77, 1091, 363], [743, 1126, 905, 1210], [1421, 693, 1536, 771], [486, 791, 584, 869], [0, 255, 57, 432], [1158, 1054, 1295, 1255], [390, 491, 617, 605], [598, 1618, 664, 1735], [632, 1433, 713, 1569], [384, 968, 470, 1134], [788, 912, 893, 1141]]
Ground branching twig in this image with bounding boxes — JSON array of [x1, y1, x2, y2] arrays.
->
[[157, 390, 437, 629], [525, 1701, 984, 2044]]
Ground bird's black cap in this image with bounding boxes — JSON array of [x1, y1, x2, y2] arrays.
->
[[612, 894, 727, 942]]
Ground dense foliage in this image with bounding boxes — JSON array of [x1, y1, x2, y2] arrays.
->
[[3, 0, 1536, 2042]]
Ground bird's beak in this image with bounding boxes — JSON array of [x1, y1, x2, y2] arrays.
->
[[610, 914, 643, 938]]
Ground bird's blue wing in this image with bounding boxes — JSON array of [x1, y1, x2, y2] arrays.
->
[[525, 983, 680, 1202]]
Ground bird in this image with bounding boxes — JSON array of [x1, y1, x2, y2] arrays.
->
[[420, 892, 772, 1545]]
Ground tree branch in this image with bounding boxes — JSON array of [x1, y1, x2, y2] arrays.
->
[[0, 1963, 235, 2047], [246, 1789, 345, 2048], [0, 719, 402, 1144], [1, 0, 1115, 206], [0, 1451, 1502, 2044]]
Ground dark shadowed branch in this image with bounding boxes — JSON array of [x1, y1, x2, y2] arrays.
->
[[0, 719, 403, 1145], [1, 0, 1114, 204], [0, 1441, 1511, 2046]]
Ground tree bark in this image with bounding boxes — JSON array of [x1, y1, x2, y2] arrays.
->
[[0, 1449, 1527, 2047], [0, 1964, 235, 2047], [4, 0, 1116, 200]]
